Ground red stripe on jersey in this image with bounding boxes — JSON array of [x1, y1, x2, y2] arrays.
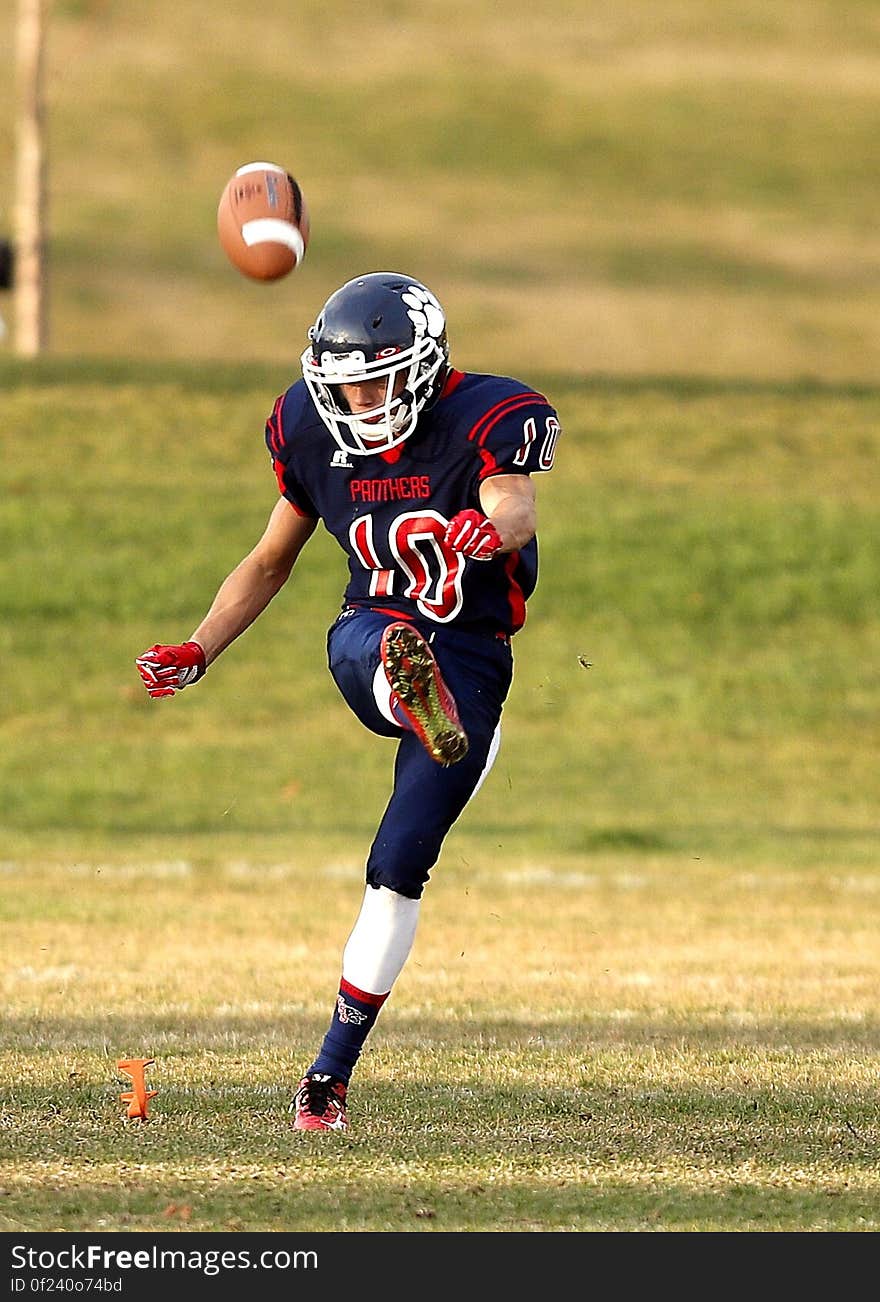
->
[[504, 551, 527, 632], [477, 445, 501, 479], [273, 460, 312, 516], [368, 605, 412, 621], [267, 393, 285, 455], [340, 976, 389, 1006], [473, 395, 548, 449], [440, 367, 466, 397], [466, 394, 529, 444]]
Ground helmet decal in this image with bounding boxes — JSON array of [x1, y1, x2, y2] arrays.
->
[[401, 285, 445, 339]]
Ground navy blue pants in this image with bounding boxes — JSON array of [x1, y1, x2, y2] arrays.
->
[[326, 606, 514, 898]]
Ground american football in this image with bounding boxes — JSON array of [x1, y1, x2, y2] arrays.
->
[[216, 161, 310, 281]]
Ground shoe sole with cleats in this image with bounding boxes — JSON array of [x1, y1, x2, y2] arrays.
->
[[380, 622, 469, 766]]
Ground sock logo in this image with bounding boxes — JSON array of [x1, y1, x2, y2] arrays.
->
[[336, 995, 368, 1025]]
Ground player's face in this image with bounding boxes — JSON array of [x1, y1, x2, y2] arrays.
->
[[339, 373, 406, 414]]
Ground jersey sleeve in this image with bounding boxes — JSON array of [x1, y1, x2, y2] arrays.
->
[[468, 387, 561, 482], [264, 390, 319, 519]]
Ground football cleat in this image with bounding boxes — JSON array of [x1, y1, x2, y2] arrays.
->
[[291, 1073, 349, 1131], [380, 621, 469, 766]]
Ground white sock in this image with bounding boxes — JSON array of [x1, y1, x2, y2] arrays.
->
[[342, 884, 420, 995], [373, 662, 401, 727]]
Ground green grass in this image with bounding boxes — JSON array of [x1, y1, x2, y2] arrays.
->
[[2, 362, 879, 861], [1, 360, 879, 1233], [2, 0, 880, 1238]]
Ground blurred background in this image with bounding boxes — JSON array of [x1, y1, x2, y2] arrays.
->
[[2, 0, 880, 381], [1, 1, 878, 870]]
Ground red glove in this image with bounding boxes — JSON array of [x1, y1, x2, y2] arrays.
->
[[135, 641, 206, 698], [443, 509, 504, 561]]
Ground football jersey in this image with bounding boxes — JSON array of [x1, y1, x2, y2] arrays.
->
[[264, 367, 560, 636]]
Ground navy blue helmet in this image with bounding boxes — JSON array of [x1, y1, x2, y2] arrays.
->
[[301, 272, 449, 455]]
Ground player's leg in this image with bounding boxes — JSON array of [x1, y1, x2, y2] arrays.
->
[[326, 606, 469, 764], [325, 606, 410, 739], [327, 609, 511, 894], [290, 882, 420, 1130], [294, 626, 511, 1129]]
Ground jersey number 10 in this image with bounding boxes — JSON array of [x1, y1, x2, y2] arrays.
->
[[349, 510, 466, 624]]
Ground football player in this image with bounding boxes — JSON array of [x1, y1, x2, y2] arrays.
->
[[136, 272, 561, 1131]]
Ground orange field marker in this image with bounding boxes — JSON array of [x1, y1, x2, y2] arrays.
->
[[117, 1057, 158, 1120]]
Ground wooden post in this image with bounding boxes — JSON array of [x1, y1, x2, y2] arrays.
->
[[14, 0, 47, 356]]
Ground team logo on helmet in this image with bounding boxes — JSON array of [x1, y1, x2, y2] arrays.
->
[[402, 284, 445, 339]]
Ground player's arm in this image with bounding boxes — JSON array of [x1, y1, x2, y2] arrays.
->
[[443, 473, 536, 561], [190, 496, 316, 663], [478, 473, 536, 552], [136, 498, 316, 697]]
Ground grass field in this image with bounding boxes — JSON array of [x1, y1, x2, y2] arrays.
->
[[1, 360, 878, 1233], [2, 0, 880, 1239]]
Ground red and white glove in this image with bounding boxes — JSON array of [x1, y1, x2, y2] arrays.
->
[[443, 509, 504, 561], [135, 641, 206, 699]]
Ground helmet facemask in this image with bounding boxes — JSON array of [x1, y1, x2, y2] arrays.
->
[[301, 274, 449, 456]]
